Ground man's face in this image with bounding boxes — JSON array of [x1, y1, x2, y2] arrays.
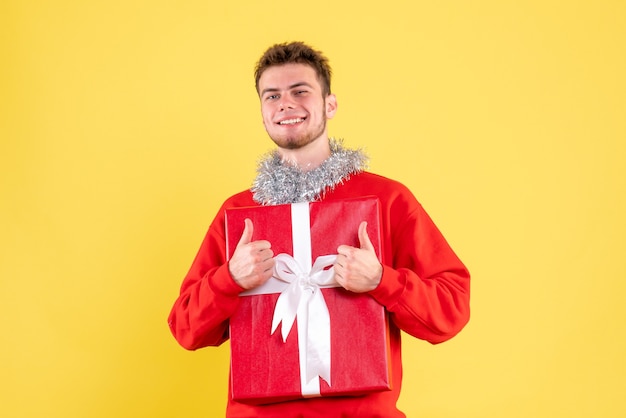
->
[[258, 63, 336, 150]]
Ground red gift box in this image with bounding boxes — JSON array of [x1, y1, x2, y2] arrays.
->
[[225, 196, 391, 404]]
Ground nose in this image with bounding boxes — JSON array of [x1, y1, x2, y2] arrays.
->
[[278, 96, 295, 110]]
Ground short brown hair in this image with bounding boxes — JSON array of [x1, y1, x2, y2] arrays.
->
[[254, 42, 332, 96]]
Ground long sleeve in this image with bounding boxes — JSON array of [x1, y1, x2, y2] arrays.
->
[[167, 203, 247, 350], [369, 189, 470, 344], [323, 172, 470, 345], [168, 172, 469, 417]]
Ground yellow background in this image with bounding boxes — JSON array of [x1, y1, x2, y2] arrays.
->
[[1, 1, 624, 417]]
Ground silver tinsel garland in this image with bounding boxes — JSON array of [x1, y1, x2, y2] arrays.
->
[[251, 138, 369, 205]]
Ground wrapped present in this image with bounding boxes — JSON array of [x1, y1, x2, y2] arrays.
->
[[225, 196, 391, 404]]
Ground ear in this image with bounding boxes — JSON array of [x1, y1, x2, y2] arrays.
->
[[325, 94, 338, 119]]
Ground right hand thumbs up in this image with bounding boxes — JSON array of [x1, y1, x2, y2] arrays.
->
[[228, 219, 275, 290], [236, 218, 254, 248]]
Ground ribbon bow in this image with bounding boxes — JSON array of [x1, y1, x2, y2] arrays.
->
[[271, 253, 338, 386]]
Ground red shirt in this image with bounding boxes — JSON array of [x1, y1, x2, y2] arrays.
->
[[168, 171, 471, 417]]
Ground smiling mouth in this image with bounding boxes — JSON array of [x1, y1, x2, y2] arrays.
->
[[278, 117, 306, 125]]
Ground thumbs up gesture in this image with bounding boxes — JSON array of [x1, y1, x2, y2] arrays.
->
[[334, 221, 383, 293], [228, 219, 275, 290]]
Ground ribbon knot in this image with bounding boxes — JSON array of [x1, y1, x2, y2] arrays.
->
[[298, 273, 314, 292], [270, 253, 338, 387]]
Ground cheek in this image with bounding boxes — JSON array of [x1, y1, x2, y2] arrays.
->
[[261, 117, 271, 131], [260, 109, 272, 125]]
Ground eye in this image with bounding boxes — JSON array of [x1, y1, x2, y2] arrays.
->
[[265, 94, 279, 101]]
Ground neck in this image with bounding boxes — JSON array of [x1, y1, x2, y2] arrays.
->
[[276, 136, 331, 172]]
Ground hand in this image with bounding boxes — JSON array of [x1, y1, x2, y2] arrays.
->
[[334, 221, 383, 293], [228, 219, 275, 290]]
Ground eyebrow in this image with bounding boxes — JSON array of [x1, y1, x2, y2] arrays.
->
[[260, 82, 313, 97]]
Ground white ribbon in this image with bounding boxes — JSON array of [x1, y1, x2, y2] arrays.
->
[[271, 253, 338, 390]]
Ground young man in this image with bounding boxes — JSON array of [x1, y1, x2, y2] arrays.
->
[[168, 42, 470, 417]]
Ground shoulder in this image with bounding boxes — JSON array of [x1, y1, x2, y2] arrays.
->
[[220, 189, 257, 209], [351, 172, 426, 217], [204, 189, 256, 235], [208, 189, 256, 226], [355, 171, 409, 188], [348, 171, 416, 200], [327, 171, 422, 215]]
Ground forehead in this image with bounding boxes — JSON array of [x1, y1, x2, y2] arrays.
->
[[258, 63, 322, 91]]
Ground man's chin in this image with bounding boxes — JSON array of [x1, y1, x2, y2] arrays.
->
[[270, 136, 311, 150]]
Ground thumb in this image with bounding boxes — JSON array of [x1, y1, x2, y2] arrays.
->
[[358, 221, 375, 251], [236, 218, 253, 248]]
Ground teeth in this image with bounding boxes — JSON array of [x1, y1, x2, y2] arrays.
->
[[279, 118, 304, 125]]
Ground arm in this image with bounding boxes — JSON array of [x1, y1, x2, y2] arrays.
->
[[167, 218, 243, 350], [168, 213, 276, 350], [369, 199, 471, 344]]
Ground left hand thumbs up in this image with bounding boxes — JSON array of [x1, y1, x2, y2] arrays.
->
[[334, 221, 383, 293]]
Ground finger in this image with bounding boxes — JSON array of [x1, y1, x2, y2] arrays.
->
[[333, 265, 345, 283], [236, 218, 253, 248], [258, 247, 275, 262], [334, 254, 345, 268], [358, 221, 374, 251], [333, 272, 343, 287], [336, 244, 350, 256]]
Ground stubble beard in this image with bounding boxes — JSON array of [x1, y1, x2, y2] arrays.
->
[[267, 106, 327, 150], [271, 120, 326, 150]]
